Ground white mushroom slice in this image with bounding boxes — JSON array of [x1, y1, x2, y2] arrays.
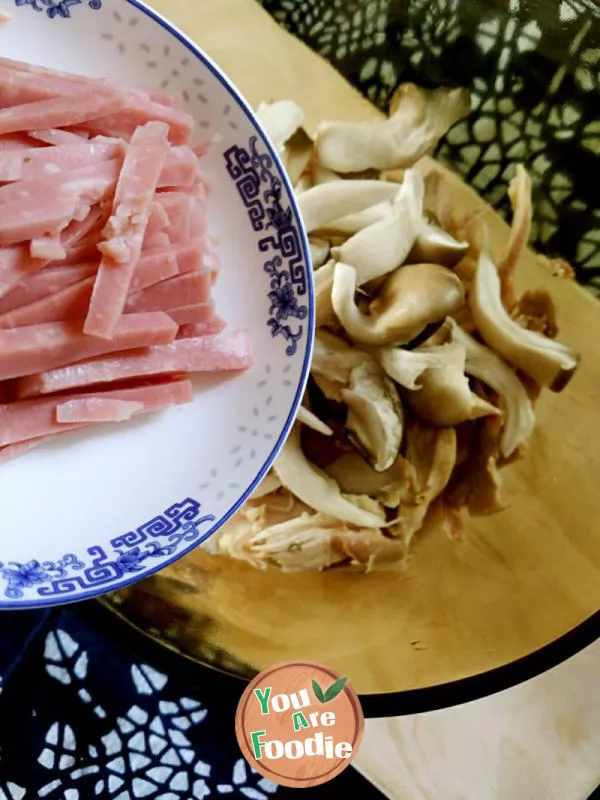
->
[[469, 250, 580, 391], [311, 163, 342, 185], [388, 423, 457, 549], [308, 236, 330, 269], [403, 343, 501, 426], [314, 260, 336, 326], [273, 426, 386, 527], [311, 330, 373, 401], [341, 361, 404, 472], [315, 83, 470, 173], [249, 471, 283, 500], [256, 99, 305, 152], [378, 347, 445, 390], [294, 174, 312, 195], [498, 164, 532, 310], [283, 127, 314, 186], [331, 169, 424, 285], [448, 318, 535, 458], [296, 406, 334, 437], [297, 180, 402, 233], [325, 452, 414, 499], [409, 223, 469, 267], [320, 201, 392, 236], [331, 261, 464, 347]]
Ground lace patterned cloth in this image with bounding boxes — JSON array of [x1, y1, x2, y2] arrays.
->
[[259, 0, 600, 296], [0, 608, 383, 798]]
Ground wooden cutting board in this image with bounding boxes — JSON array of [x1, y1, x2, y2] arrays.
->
[[138, 0, 600, 697]]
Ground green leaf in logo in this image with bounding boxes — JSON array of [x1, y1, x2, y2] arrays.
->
[[323, 677, 348, 702], [312, 679, 326, 703]]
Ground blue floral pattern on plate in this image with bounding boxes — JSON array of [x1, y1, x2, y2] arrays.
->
[[15, 0, 102, 19], [0, 499, 215, 601], [224, 136, 308, 357]]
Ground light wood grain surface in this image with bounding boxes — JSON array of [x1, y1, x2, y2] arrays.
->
[[136, 0, 600, 696]]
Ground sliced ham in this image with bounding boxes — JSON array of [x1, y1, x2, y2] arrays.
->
[[0, 276, 95, 328], [167, 302, 215, 326], [30, 128, 90, 146], [157, 146, 197, 188], [0, 436, 47, 464], [0, 194, 78, 246], [156, 192, 191, 243], [56, 397, 144, 423], [131, 248, 178, 292], [125, 271, 211, 314], [16, 332, 253, 397], [0, 158, 120, 206], [30, 233, 66, 261], [0, 139, 125, 183], [0, 312, 177, 381], [175, 242, 204, 274], [177, 317, 227, 339], [0, 263, 97, 314], [0, 244, 48, 298], [84, 121, 170, 339], [0, 90, 127, 136], [0, 378, 193, 447], [0, 133, 41, 152], [143, 231, 170, 250], [84, 92, 195, 146]]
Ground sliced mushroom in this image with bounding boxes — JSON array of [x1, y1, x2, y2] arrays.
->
[[294, 173, 312, 195], [330, 170, 425, 286], [331, 261, 465, 347], [448, 318, 535, 458], [297, 179, 402, 233], [316, 83, 470, 173], [388, 421, 457, 549], [309, 236, 330, 269], [341, 361, 404, 472], [311, 330, 374, 401], [510, 289, 558, 338], [296, 405, 334, 437], [469, 249, 580, 391], [310, 162, 342, 185], [318, 201, 392, 237], [378, 346, 446, 390], [273, 426, 386, 527], [403, 342, 501, 427], [498, 164, 532, 310], [325, 452, 417, 511], [409, 223, 469, 268], [283, 127, 314, 185], [249, 471, 283, 500], [314, 260, 336, 326], [256, 99, 305, 152], [447, 415, 508, 516]]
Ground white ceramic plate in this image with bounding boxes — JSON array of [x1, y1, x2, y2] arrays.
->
[[0, 0, 313, 607]]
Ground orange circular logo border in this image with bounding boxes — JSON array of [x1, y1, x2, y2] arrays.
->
[[235, 660, 365, 789]]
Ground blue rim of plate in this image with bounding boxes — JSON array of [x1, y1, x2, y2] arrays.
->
[[2, 0, 314, 610]]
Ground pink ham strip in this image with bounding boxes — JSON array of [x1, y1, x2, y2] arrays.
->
[[0, 133, 42, 152], [0, 245, 48, 298], [0, 139, 125, 183], [0, 263, 97, 313], [16, 332, 253, 397], [143, 231, 170, 250], [177, 317, 227, 339], [156, 146, 197, 188], [85, 121, 170, 339], [0, 159, 120, 205], [145, 201, 169, 236], [175, 243, 204, 275], [30, 233, 66, 261], [0, 378, 193, 447], [0, 436, 48, 464], [30, 129, 90, 145], [0, 266, 207, 327], [0, 90, 128, 135], [0, 311, 177, 381], [131, 248, 178, 292], [84, 94, 194, 146], [56, 397, 144, 423], [156, 192, 191, 243], [125, 271, 211, 314], [167, 303, 215, 326], [0, 276, 95, 328], [0, 194, 79, 246], [149, 91, 179, 108]]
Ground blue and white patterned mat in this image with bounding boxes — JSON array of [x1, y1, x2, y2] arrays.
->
[[0, 607, 384, 799]]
